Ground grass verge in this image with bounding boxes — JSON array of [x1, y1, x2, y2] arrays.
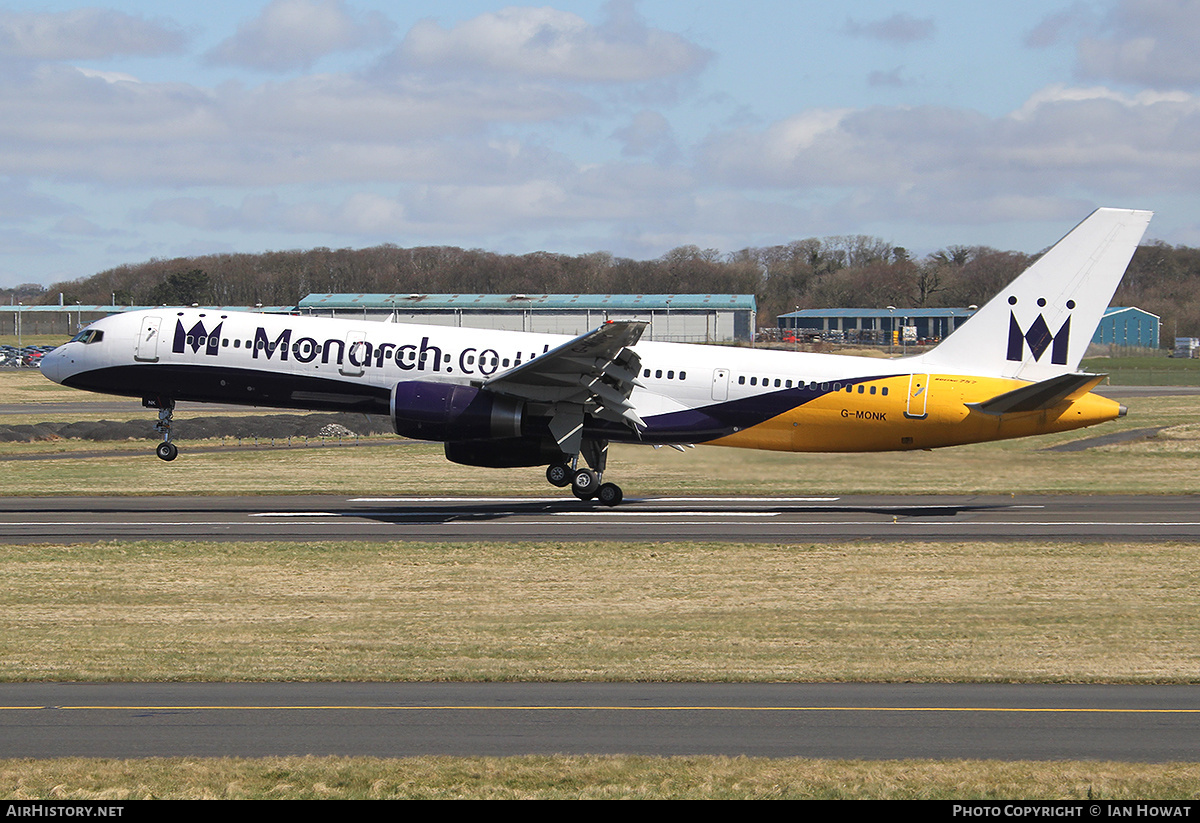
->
[[5, 411, 1200, 496], [3, 539, 1198, 682], [4, 756, 1199, 799], [5, 368, 1200, 496]]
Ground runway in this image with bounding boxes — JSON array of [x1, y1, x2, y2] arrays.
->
[[3, 682, 1199, 761], [5, 492, 1199, 763], [2, 493, 1200, 542]]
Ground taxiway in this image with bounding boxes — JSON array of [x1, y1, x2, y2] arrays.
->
[[3, 682, 1199, 761]]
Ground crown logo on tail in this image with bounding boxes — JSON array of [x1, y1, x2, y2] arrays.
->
[[1005, 297, 1073, 366]]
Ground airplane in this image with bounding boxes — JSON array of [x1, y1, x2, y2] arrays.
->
[[39, 207, 1152, 506]]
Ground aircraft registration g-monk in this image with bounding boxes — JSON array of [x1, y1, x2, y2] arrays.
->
[[41, 208, 1152, 506]]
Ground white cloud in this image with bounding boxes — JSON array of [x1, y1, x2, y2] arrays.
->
[[0, 178, 72, 222], [394, 4, 712, 83], [611, 110, 679, 163], [53, 215, 107, 237], [867, 67, 909, 88], [1025, 3, 1099, 48], [699, 85, 1200, 225], [843, 13, 936, 44], [205, 0, 392, 71], [0, 8, 186, 60], [1074, 0, 1200, 88], [0, 61, 592, 188]]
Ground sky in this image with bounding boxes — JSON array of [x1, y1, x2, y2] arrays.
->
[[2, 0, 1199, 289]]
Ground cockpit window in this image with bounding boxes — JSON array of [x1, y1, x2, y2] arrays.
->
[[69, 329, 104, 345]]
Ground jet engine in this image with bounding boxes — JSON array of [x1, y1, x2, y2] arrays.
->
[[443, 437, 562, 468], [391, 381, 524, 442]]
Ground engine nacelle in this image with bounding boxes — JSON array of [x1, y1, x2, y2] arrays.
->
[[444, 437, 563, 468], [391, 381, 523, 442]]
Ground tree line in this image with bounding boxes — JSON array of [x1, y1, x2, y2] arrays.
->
[[6, 236, 1198, 344]]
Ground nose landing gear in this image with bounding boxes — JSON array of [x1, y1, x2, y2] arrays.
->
[[144, 397, 178, 461]]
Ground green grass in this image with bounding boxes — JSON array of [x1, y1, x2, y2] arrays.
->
[[1083, 354, 1200, 385], [3, 539, 1198, 683], [7, 372, 1200, 497], [3, 756, 1198, 799], [5, 356, 1200, 796], [0, 334, 67, 348], [4, 394, 1200, 495]]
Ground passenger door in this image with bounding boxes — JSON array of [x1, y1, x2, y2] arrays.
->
[[340, 330, 367, 376], [134, 316, 162, 362], [905, 373, 929, 419], [711, 368, 730, 401]]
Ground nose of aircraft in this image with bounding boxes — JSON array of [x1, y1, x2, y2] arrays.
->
[[39, 345, 69, 384]]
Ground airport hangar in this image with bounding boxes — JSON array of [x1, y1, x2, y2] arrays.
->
[[776, 305, 1161, 348], [5, 297, 1154, 349], [295, 293, 756, 343], [4, 294, 757, 345]]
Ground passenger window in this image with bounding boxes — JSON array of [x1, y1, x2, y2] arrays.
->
[[882, 387, 889, 396], [750, 377, 757, 386], [870, 386, 876, 395], [738, 376, 745, 385], [679, 371, 686, 380], [667, 371, 674, 379]]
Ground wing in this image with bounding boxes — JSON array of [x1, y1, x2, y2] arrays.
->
[[481, 321, 647, 454]]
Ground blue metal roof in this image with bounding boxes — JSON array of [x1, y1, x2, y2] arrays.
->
[[298, 293, 756, 311], [1102, 306, 1160, 319], [777, 307, 974, 319], [10, 305, 298, 314]]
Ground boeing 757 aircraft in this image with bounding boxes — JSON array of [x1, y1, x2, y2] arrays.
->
[[40, 208, 1153, 506]]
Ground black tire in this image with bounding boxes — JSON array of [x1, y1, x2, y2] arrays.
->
[[571, 468, 599, 499], [546, 463, 571, 487], [156, 442, 178, 461], [597, 482, 623, 507]]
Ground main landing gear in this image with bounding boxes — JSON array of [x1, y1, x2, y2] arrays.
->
[[545, 439, 623, 506], [144, 397, 178, 461]]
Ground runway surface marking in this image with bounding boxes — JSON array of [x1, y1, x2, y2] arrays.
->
[[348, 497, 843, 503], [4, 704, 1200, 714], [8, 518, 1200, 527], [5, 496, 1200, 543], [15, 521, 1200, 528]]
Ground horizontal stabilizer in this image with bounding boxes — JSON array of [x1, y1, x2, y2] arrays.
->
[[966, 373, 1106, 416]]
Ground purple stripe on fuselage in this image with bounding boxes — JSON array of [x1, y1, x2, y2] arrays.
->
[[589, 375, 900, 443]]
